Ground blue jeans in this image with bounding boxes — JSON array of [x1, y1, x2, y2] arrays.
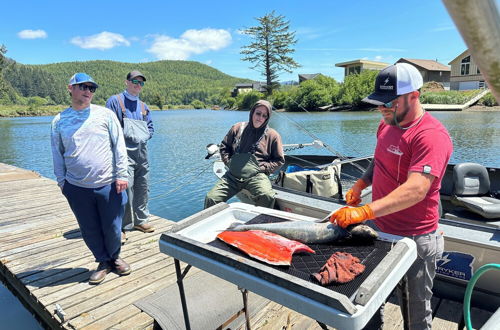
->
[[62, 181, 126, 262]]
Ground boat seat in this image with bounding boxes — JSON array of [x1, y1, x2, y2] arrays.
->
[[451, 163, 500, 219]]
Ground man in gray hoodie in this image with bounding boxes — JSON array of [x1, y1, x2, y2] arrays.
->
[[205, 100, 285, 209]]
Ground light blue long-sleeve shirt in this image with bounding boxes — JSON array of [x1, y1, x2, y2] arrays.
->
[[51, 104, 128, 188]]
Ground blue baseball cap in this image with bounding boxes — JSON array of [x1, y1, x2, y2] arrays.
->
[[68, 72, 98, 88]]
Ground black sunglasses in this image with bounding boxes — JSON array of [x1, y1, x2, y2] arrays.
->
[[76, 84, 97, 93], [129, 79, 145, 86]]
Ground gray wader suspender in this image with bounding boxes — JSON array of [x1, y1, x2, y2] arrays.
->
[[116, 94, 147, 121]]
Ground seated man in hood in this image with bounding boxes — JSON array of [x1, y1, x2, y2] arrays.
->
[[205, 100, 285, 209]]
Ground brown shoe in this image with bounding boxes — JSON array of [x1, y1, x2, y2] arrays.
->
[[89, 262, 111, 285], [121, 232, 127, 245], [113, 257, 131, 276], [134, 223, 155, 233]]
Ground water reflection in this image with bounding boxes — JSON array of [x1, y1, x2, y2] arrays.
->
[[432, 112, 500, 164]]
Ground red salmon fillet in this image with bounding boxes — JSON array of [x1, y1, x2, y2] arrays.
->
[[217, 230, 315, 266]]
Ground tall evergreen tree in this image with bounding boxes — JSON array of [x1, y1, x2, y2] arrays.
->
[[0, 44, 8, 98], [240, 11, 300, 95]]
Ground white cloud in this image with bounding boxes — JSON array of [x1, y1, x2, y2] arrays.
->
[[358, 48, 406, 52], [295, 26, 343, 40], [431, 25, 455, 32], [301, 47, 406, 52], [18, 29, 47, 39], [147, 28, 232, 60], [70, 31, 130, 50]]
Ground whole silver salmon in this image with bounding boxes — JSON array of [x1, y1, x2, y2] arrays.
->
[[227, 221, 377, 244]]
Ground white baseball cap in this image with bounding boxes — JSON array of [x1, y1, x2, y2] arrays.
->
[[362, 63, 423, 105]]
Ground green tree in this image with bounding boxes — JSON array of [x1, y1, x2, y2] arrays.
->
[[338, 70, 378, 106], [269, 89, 291, 110], [191, 99, 205, 109], [0, 44, 6, 72], [0, 44, 9, 100], [240, 11, 300, 95], [285, 75, 340, 111], [151, 92, 165, 110], [236, 90, 264, 110], [27, 96, 47, 111]]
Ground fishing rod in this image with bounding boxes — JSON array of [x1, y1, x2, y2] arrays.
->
[[270, 102, 347, 160], [271, 95, 369, 173], [149, 162, 213, 200]]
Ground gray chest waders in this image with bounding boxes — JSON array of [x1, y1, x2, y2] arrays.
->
[[116, 94, 151, 228]]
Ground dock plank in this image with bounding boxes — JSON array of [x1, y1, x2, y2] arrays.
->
[[0, 163, 177, 329]]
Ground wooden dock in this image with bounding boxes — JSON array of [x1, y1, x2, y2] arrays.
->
[[422, 88, 491, 111], [0, 163, 493, 329]]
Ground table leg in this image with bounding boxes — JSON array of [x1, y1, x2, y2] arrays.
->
[[317, 321, 328, 329], [241, 288, 251, 330], [175, 259, 191, 330]]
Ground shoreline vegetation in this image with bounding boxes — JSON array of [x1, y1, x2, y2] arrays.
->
[[1, 103, 499, 118], [0, 104, 205, 117], [1, 58, 498, 117]]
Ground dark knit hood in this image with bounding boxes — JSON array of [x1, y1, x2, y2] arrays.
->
[[238, 100, 273, 153], [248, 100, 272, 129]]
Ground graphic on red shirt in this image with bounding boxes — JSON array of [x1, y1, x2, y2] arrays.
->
[[372, 113, 453, 236]]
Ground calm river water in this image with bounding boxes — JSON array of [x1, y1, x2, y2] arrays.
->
[[1, 109, 499, 328]]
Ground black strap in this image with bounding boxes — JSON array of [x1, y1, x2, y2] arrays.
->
[[332, 166, 343, 199], [277, 171, 285, 187], [306, 175, 313, 194]]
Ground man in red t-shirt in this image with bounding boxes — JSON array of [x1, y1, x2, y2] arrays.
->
[[329, 63, 453, 329]]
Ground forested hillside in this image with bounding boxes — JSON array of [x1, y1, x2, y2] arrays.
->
[[2, 59, 252, 106]]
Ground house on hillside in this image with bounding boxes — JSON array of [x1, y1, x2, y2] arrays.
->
[[396, 58, 450, 89], [335, 59, 389, 78], [231, 82, 267, 97], [448, 50, 486, 90], [298, 73, 322, 84]]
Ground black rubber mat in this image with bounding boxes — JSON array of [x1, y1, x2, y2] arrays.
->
[[209, 213, 392, 301]]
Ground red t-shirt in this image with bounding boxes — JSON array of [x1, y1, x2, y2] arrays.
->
[[372, 112, 453, 236]]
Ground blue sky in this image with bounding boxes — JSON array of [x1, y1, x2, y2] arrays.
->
[[0, 0, 491, 82]]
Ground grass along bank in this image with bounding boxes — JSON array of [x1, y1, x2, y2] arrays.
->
[[0, 104, 204, 117], [0, 104, 67, 117]]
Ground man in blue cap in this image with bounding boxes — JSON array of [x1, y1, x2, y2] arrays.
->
[[106, 70, 154, 243], [51, 72, 132, 284]]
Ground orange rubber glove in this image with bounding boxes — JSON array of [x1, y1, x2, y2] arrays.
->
[[345, 179, 368, 206], [329, 205, 375, 228]]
